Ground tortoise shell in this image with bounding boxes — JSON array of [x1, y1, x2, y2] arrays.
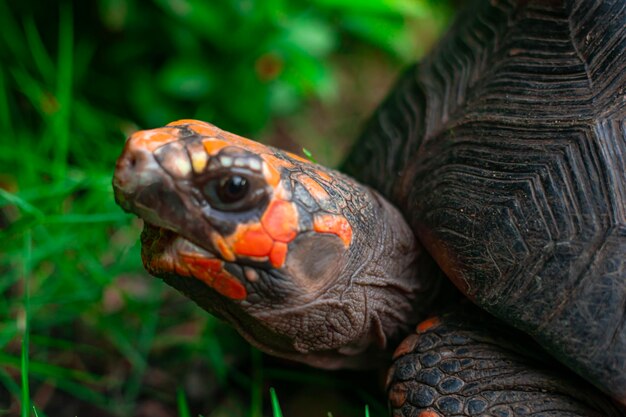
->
[[343, 0, 626, 401]]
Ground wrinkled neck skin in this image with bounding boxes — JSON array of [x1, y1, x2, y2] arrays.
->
[[159, 189, 425, 369], [113, 120, 437, 369], [252, 191, 422, 369]]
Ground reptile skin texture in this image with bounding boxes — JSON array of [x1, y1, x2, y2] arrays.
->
[[387, 304, 624, 417], [113, 120, 444, 369], [343, 0, 626, 402], [112, 0, 626, 412]]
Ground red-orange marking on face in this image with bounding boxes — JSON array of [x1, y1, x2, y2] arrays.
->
[[129, 128, 180, 152], [202, 138, 230, 156], [261, 199, 298, 243], [416, 317, 440, 333], [187, 122, 221, 138], [168, 119, 269, 155], [232, 224, 274, 257], [269, 242, 288, 268], [180, 254, 247, 300], [313, 214, 352, 246], [211, 233, 236, 262]]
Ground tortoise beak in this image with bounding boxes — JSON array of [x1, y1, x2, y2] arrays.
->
[[113, 127, 181, 212], [112, 128, 216, 255], [113, 132, 250, 301], [113, 142, 185, 235]]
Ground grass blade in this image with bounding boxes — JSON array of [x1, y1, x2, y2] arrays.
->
[[302, 147, 317, 164], [176, 387, 191, 417], [269, 388, 283, 417], [0, 189, 44, 219], [20, 230, 32, 417]]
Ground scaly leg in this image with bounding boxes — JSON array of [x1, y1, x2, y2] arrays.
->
[[387, 303, 624, 417]]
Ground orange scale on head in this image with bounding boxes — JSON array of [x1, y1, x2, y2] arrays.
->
[[130, 127, 180, 152], [269, 242, 288, 268], [166, 119, 268, 155], [261, 199, 299, 243], [180, 254, 247, 300], [231, 223, 274, 257], [297, 174, 330, 203], [187, 122, 221, 138], [180, 255, 218, 283], [211, 272, 248, 300], [202, 138, 231, 156], [211, 233, 236, 262], [313, 214, 353, 247]]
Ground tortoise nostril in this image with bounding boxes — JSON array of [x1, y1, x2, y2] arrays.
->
[[125, 148, 151, 171], [113, 145, 162, 196]]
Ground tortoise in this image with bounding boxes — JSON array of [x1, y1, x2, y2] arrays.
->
[[112, 0, 626, 415]]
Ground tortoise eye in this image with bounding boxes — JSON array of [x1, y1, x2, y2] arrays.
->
[[202, 172, 266, 212], [217, 175, 249, 203]]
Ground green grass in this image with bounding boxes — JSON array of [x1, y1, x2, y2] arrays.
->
[[20, 232, 32, 417], [0, 1, 451, 416], [177, 387, 192, 417], [269, 388, 283, 417]]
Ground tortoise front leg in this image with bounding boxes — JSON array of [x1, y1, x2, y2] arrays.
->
[[387, 303, 624, 417]]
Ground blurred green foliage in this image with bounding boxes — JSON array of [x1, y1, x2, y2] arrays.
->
[[2, 0, 449, 142], [0, 0, 451, 415]]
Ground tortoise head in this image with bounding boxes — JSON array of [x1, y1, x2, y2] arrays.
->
[[113, 119, 427, 368]]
